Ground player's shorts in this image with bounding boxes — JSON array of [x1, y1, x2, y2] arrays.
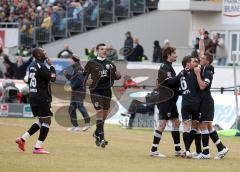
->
[[90, 88, 112, 110], [30, 103, 53, 118], [181, 103, 200, 121], [158, 100, 179, 120], [199, 96, 214, 122]]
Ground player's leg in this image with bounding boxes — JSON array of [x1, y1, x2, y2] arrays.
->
[[16, 105, 41, 151], [171, 101, 182, 155], [150, 119, 167, 157], [171, 118, 182, 156], [94, 109, 104, 146], [33, 116, 51, 154], [16, 121, 41, 151], [190, 121, 202, 157], [208, 123, 229, 159], [182, 119, 191, 158], [197, 121, 210, 159]]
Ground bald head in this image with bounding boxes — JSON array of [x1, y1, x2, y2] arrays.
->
[[32, 48, 46, 60], [134, 38, 139, 44]]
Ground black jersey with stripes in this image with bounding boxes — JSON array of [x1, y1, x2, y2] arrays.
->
[[158, 61, 180, 102], [84, 58, 117, 91], [200, 65, 214, 98], [180, 69, 201, 105], [28, 59, 56, 105]]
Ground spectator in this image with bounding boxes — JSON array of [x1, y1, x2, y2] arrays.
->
[[19, 16, 33, 46], [162, 39, 170, 50], [1, 47, 14, 79], [106, 45, 118, 61], [58, 44, 73, 58], [41, 12, 52, 30], [127, 38, 144, 61], [214, 33, 228, 66], [191, 37, 200, 58], [0, 79, 19, 103], [152, 40, 162, 63], [203, 30, 214, 53], [124, 31, 134, 49], [85, 47, 97, 60], [16, 45, 31, 57], [3, 55, 33, 80]]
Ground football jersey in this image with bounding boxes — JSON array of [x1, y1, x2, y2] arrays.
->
[[180, 69, 201, 105], [84, 58, 117, 90], [28, 59, 56, 105], [158, 61, 179, 102], [200, 65, 214, 98]]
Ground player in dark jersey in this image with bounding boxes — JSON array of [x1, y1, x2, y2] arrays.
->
[[83, 43, 121, 148], [180, 55, 201, 158], [16, 48, 56, 154], [194, 52, 229, 159], [150, 47, 184, 158]]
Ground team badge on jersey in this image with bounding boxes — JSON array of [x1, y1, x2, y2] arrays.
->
[[167, 72, 171, 77], [106, 64, 113, 70], [94, 102, 99, 108]]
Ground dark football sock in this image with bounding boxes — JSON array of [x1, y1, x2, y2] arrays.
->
[[201, 130, 210, 155], [209, 129, 225, 152], [171, 130, 181, 151], [38, 123, 50, 142], [183, 132, 191, 151], [189, 129, 197, 147], [195, 132, 202, 153], [28, 122, 41, 136], [96, 120, 104, 141], [151, 130, 162, 152]]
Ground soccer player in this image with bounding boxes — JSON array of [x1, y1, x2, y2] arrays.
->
[[16, 48, 56, 154], [83, 43, 121, 148], [194, 52, 229, 159], [150, 47, 183, 157], [179, 56, 201, 158]]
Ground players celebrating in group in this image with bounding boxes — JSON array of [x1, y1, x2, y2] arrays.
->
[[150, 28, 228, 159]]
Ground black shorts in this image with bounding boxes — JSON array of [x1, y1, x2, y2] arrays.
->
[[90, 88, 112, 110], [30, 103, 53, 118], [199, 96, 214, 122], [158, 100, 179, 120], [181, 103, 200, 121]]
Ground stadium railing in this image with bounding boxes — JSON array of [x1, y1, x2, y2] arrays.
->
[[14, 0, 159, 47]]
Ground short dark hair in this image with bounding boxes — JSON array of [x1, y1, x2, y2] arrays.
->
[[32, 48, 42, 58], [163, 47, 176, 61], [182, 55, 194, 68], [96, 43, 106, 50], [204, 52, 213, 65]]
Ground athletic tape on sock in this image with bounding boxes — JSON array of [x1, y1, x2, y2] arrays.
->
[[201, 130, 209, 135], [154, 131, 162, 138], [35, 121, 42, 128], [42, 123, 50, 128]]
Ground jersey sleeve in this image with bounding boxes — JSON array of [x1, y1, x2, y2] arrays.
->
[[203, 70, 213, 86], [37, 63, 56, 82]]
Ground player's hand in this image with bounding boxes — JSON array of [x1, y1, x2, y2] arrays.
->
[[86, 78, 93, 86], [46, 57, 52, 66], [63, 70, 68, 76], [194, 67, 201, 74], [198, 27, 205, 36], [115, 71, 121, 80]]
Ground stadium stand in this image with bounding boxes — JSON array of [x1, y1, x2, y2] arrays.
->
[[0, 0, 159, 47]]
